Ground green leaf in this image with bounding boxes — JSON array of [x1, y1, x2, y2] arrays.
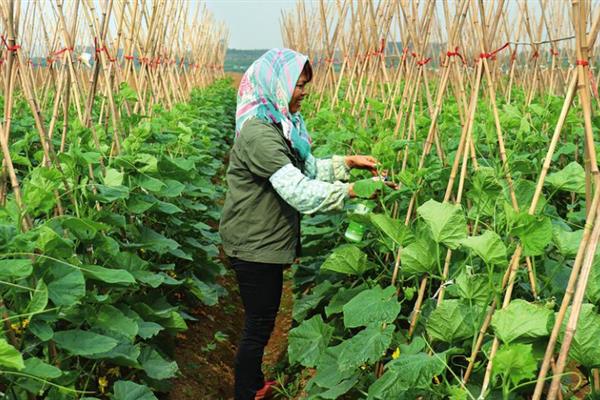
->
[[369, 213, 413, 245], [426, 299, 479, 343], [154, 201, 183, 214], [93, 305, 139, 340], [104, 168, 124, 187], [158, 179, 185, 197], [337, 325, 394, 372], [545, 161, 586, 194], [127, 195, 157, 214], [113, 381, 158, 400], [343, 286, 400, 328], [137, 321, 163, 339], [353, 178, 384, 198], [559, 304, 600, 367], [82, 264, 136, 285], [315, 376, 358, 399], [27, 280, 48, 316], [492, 343, 537, 387], [321, 245, 372, 275], [137, 227, 180, 255], [54, 329, 118, 356], [47, 265, 85, 306], [511, 212, 553, 257], [188, 278, 219, 306], [23, 167, 62, 215], [0, 259, 33, 280], [62, 217, 107, 241], [118, 82, 138, 103], [293, 281, 334, 322], [311, 347, 355, 390], [585, 252, 600, 304], [325, 285, 365, 317], [552, 226, 583, 257], [460, 230, 507, 265], [23, 357, 62, 379], [491, 299, 553, 343], [510, 179, 546, 214], [401, 239, 436, 277], [138, 347, 178, 380], [136, 176, 166, 192], [368, 352, 446, 399], [288, 315, 334, 367], [466, 167, 502, 217], [417, 199, 467, 249], [29, 319, 53, 341], [0, 339, 25, 370], [89, 342, 141, 367], [454, 272, 489, 305], [94, 184, 130, 202]]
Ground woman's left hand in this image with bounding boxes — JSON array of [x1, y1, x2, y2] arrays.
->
[[345, 155, 379, 175]]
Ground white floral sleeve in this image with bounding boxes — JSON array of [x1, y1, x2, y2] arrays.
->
[[305, 154, 351, 182], [269, 163, 349, 214]]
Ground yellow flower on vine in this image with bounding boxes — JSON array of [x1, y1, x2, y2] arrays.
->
[[392, 347, 400, 359], [106, 367, 120, 377], [98, 376, 108, 394]]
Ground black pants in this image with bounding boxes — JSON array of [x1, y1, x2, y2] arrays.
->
[[230, 257, 284, 400]]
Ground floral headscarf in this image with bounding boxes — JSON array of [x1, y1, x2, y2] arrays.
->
[[235, 48, 312, 161]]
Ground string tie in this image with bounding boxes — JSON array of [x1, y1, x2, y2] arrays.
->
[[480, 42, 510, 60], [1, 35, 20, 52]]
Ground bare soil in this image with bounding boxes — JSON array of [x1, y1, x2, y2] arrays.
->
[[167, 272, 294, 400]]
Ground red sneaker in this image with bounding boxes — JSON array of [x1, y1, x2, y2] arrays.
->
[[254, 380, 277, 400]]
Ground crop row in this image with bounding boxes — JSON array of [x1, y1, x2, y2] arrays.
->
[[0, 80, 236, 399]]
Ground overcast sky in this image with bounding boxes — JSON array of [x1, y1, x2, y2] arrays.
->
[[204, 0, 299, 49]]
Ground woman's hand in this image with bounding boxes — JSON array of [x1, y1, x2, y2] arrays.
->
[[348, 183, 357, 198], [345, 155, 378, 175]]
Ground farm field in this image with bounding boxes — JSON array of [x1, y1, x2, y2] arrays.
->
[[0, 0, 600, 400]]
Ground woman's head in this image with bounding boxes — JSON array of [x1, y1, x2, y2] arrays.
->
[[235, 48, 313, 160], [289, 61, 312, 114]]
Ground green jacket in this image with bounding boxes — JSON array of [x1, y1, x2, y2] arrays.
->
[[219, 119, 303, 264]]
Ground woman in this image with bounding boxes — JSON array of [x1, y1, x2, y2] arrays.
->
[[219, 48, 379, 400]]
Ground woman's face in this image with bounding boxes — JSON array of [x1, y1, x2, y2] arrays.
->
[[289, 70, 309, 114]]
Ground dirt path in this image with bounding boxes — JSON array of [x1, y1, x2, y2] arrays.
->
[[168, 272, 294, 400]]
